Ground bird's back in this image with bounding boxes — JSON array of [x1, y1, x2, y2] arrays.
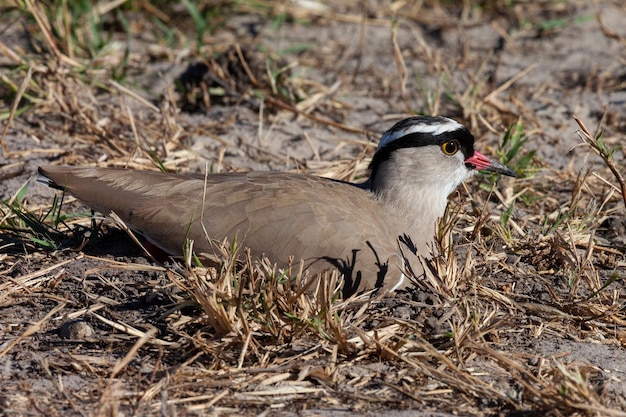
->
[[39, 166, 412, 294]]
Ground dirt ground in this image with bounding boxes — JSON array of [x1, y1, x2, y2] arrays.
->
[[1, 1, 625, 416]]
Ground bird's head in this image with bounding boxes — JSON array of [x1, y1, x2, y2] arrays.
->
[[365, 116, 515, 215], [368, 116, 515, 190]]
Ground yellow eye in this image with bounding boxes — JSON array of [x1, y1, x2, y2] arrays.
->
[[441, 141, 459, 155]]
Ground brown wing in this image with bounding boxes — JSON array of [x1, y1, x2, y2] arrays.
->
[[38, 166, 410, 294]]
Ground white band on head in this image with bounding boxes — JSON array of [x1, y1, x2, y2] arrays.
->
[[378, 117, 464, 150]]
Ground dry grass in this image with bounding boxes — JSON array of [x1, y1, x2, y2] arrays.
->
[[1, 0, 625, 416]]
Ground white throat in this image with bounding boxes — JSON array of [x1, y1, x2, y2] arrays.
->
[[370, 147, 474, 252]]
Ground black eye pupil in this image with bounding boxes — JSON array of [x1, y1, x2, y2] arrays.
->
[[443, 141, 457, 155]]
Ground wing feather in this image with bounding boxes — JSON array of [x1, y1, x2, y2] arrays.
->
[[38, 166, 414, 294]]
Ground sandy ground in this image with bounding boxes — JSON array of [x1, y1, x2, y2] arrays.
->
[[1, 1, 625, 415]]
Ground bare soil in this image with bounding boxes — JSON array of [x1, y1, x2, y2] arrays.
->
[[1, 1, 625, 416]]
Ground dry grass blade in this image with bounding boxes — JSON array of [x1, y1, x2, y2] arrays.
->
[[109, 211, 159, 263], [482, 63, 538, 105], [1, 66, 31, 155], [263, 95, 367, 135], [2, 1, 625, 415], [0, 256, 79, 298], [596, 10, 626, 47], [390, 18, 410, 113], [110, 327, 158, 378], [235, 43, 258, 86], [89, 312, 175, 346], [110, 81, 161, 113], [83, 255, 167, 272], [0, 301, 67, 358]]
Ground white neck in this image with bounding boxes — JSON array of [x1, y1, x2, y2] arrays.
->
[[367, 147, 474, 253], [374, 180, 448, 250]]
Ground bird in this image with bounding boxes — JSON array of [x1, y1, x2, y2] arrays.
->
[[38, 116, 515, 296]]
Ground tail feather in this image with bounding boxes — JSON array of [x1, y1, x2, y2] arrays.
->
[[37, 166, 67, 190]]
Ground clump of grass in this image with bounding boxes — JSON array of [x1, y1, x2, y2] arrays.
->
[[0, 179, 104, 251], [1, 180, 64, 250], [573, 115, 626, 208], [182, 0, 235, 51], [496, 120, 538, 178], [167, 239, 358, 362]]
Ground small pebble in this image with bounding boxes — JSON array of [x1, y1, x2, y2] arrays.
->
[[59, 320, 95, 340]]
